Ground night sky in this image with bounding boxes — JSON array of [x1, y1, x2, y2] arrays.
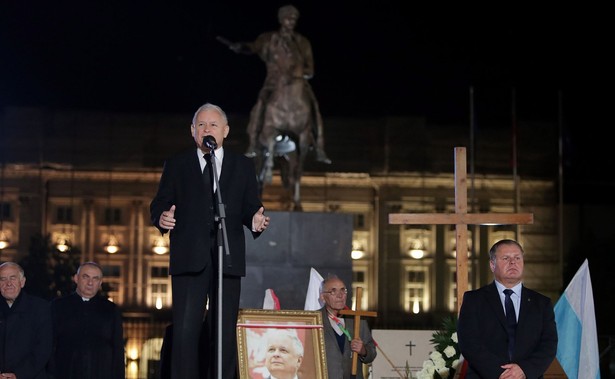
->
[[0, 2, 609, 192]]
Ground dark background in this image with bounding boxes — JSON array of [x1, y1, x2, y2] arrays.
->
[[0, 2, 609, 201]]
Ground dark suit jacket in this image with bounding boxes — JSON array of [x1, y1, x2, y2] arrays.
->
[[319, 307, 376, 379], [0, 292, 52, 379], [49, 293, 125, 379], [457, 281, 557, 379], [150, 148, 262, 277]]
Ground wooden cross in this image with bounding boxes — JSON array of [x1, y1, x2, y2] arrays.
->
[[389, 147, 533, 313], [338, 287, 377, 375]]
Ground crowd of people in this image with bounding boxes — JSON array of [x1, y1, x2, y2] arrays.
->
[[0, 261, 125, 379], [1, 238, 558, 379]]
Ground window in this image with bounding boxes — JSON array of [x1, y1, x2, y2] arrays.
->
[[403, 265, 429, 314], [353, 213, 367, 230], [353, 270, 365, 283], [148, 264, 171, 309], [450, 270, 458, 311], [102, 264, 123, 304], [0, 202, 12, 220], [104, 207, 122, 225], [351, 266, 368, 310], [151, 266, 169, 278], [448, 263, 473, 311], [56, 206, 73, 223]]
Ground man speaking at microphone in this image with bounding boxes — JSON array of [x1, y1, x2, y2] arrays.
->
[[151, 102, 270, 379]]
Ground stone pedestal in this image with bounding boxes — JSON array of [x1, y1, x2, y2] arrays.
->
[[240, 211, 353, 310]]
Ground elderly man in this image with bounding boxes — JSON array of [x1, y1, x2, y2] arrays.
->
[[0, 262, 52, 379], [319, 274, 376, 379], [49, 261, 125, 379], [150, 103, 269, 379], [263, 329, 304, 379]]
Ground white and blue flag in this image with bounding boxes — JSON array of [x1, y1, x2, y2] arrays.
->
[[554, 259, 600, 379]]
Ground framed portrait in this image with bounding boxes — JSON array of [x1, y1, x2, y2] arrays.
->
[[236, 309, 328, 379]]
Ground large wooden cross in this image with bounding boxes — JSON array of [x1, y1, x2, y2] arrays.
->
[[339, 287, 377, 375], [389, 147, 533, 313]]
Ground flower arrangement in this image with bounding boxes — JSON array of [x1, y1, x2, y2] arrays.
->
[[415, 316, 461, 379]]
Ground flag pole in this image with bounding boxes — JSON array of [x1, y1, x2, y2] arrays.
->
[[511, 87, 520, 238], [557, 90, 564, 289], [469, 85, 477, 289]]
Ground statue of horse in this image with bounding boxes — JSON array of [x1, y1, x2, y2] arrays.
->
[[217, 26, 331, 211], [254, 73, 316, 211]]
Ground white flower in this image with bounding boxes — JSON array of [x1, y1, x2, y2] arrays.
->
[[451, 358, 459, 369], [422, 359, 435, 371], [418, 316, 460, 379], [432, 355, 446, 369], [418, 360, 436, 378], [436, 367, 450, 379], [443, 345, 456, 358]]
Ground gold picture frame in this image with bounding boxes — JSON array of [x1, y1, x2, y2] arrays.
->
[[236, 309, 328, 379]]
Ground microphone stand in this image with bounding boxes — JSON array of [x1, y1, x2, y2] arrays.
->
[[207, 150, 231, 379]]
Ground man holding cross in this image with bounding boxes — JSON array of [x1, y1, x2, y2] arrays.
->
[[319, 274, 376, 379]]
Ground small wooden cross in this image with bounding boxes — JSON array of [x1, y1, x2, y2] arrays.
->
[[339, 286, 377, 375], [389, 147, 533, 313]]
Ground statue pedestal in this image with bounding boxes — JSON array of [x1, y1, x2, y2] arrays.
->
[[241, 211, 353, 309]]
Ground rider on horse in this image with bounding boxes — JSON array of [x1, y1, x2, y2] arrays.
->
[[222, 4, 331, 164]]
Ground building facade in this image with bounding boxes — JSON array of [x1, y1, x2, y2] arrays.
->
[[0, 106, 562, 378]]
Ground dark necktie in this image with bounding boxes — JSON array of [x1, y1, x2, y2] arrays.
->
[[202, 154, 215, 205], [202, 154, 212, 186], [503, 288, 517, 360]]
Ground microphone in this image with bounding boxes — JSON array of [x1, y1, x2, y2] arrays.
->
[[203, 135, 217, 150]]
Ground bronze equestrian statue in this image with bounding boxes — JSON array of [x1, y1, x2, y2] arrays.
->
[[219, 4, 331, 210]]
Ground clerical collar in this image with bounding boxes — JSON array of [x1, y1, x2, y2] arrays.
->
[[75, 292, 93, 301]]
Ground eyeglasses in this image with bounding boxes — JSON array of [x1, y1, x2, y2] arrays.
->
[[322, 288, 348, 296]]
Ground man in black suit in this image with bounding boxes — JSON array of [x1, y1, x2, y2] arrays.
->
[[0, 262, 52, 379], [150, 103, 270, 379], [457, 239, 558, 379], [49, 262, 124, 379]]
